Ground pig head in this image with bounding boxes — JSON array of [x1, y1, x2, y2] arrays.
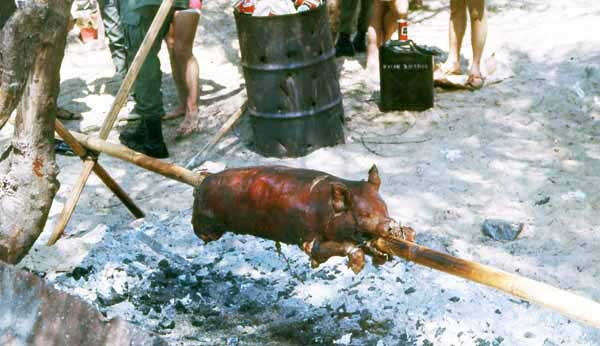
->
[[192, 165, 415, 273]]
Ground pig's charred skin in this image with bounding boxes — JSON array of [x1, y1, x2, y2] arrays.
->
[[192, 165, 413, 273]]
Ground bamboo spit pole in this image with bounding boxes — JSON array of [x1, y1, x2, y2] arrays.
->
[[68, 131, 208, 187], [374, 237, 600, 329], [49, 0, 175, 245]]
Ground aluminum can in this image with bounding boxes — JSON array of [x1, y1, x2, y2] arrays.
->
[[398, 19, 408, 41]]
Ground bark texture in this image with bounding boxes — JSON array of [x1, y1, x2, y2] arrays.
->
[[0, 0, 71, 263]]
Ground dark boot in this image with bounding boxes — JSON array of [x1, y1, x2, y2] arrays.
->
[[119, 120, 146, 151], [142, 118, 169, 159], [353, 32, 367, 53], [335, 33, 355, 57]]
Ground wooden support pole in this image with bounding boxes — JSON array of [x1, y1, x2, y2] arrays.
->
[[374, 237, 600, 329], [55, 120, 144, 219], [49, 0, 175, 245], [89, 163, 145, 217], [185, 101, 247, 169], [47, 159, 95, 246], [69, 130, 207, 187]]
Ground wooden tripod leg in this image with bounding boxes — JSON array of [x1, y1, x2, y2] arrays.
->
[[49, 0, 174, 244], [47, 159, 95, 246], [55, 120, 144, 219], [91, 164, 144, 219]]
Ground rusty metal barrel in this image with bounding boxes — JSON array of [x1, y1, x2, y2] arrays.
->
[[234, 4, 345, 158]]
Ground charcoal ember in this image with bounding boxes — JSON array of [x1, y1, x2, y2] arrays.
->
[[159, 319, 175, 330], [96, 287, 127, 306], [481, 219, 524, 241], [158, 259, 181, 279], [68, 266, 93, 281]]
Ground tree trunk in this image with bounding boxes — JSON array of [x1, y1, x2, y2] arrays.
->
[[0, 0, 72, 264]]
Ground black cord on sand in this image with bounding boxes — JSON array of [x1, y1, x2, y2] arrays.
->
[[353, 121, 432, 157]]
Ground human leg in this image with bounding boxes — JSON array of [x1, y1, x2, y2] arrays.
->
[[164, 21, 187, 119], [169, 11, 201, 136], [353, 0, 372, 52], [366, 0, 384, 73], [98, 0, 127, 76], [336, 0, 360, 57], [383, 0, 407, 41], [442, 0, 467, 74], [467, 0, 487, 87]]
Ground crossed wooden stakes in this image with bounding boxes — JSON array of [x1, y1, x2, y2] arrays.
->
[[47, 0, 175, 245]]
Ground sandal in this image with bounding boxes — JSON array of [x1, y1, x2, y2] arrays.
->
[[467, 73, 485, 90]]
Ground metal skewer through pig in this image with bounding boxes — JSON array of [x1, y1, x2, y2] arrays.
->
[[192, 165, 415, 273]]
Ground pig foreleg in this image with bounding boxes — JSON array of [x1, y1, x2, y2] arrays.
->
[[363, 241, 391, 266], [304, 240, 365, 273], [192, 214, 225, 243]]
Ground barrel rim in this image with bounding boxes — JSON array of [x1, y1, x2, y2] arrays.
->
[[233, 0, 327, 20]]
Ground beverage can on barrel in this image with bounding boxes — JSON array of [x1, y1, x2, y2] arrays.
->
[[398, 19, 408, 42]]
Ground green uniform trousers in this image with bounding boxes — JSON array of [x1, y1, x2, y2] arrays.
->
[[98, 0, 127, 76], [0, 1, 17, 29], [339, 0, 372, 35], [121, 5, 172, 121]]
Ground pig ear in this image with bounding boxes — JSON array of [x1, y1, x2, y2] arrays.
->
[[331, 182, 353, 213], [368, 165, 381, 190]]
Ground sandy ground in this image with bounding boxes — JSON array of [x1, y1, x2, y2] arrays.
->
[[2, 0, 600, 345]]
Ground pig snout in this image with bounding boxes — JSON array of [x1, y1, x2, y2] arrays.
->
[[379, 219, 416, 242]]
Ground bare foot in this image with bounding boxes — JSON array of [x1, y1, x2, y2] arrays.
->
[[436, 61, 461, 75], [163, 105, 186, 120], [176, 111, 201, 137]]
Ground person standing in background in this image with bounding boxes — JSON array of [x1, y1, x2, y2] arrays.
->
[[365, 0, 408, 75], [335, 0, 371, 57], [163, 0, 202, 137], [437, 0, 487, 89], [98, 0, 128, 78], [118, 0, 186, 158], [0, 1, 17, 28]]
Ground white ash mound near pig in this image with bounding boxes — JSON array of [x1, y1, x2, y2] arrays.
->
[[44, 217, 590, 346]]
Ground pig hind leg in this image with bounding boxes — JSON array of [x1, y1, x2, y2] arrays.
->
[[310, 240, 366, 273]]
